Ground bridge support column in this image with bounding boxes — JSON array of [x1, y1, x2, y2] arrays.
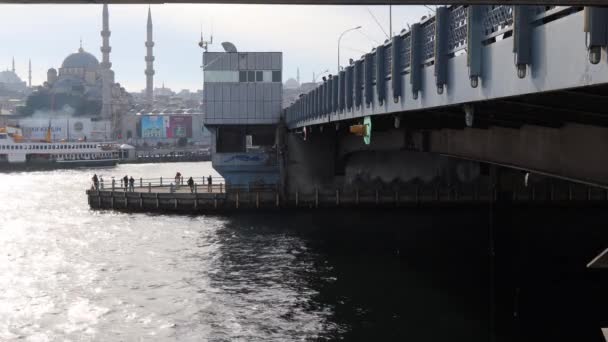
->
[[285, 129, 337, 195]]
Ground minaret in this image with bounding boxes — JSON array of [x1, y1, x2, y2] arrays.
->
[[100, 3, 113, 120], [297, 68, 300, 85], [28, 59, 31, 87], [145, 6, 155, 107], [100, 4, 111, 69], [11, 57, 15, 73]]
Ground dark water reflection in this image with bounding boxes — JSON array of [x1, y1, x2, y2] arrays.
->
[[0, 163, 606, 341]]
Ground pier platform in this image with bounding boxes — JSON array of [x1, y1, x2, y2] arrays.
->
[[86, 180, 608, 213]]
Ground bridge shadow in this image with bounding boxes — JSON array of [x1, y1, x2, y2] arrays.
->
[[198, 206, 607, 341]]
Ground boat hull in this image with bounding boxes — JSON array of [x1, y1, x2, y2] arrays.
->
[[0, 159, 118, 171]]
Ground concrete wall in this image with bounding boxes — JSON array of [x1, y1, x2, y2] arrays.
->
[[428, 123, 608, 186], [285, 130, 337, 193], [343, 150, 481, 186]]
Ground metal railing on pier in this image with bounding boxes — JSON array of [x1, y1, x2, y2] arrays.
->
[[95, 175, 227, 194]]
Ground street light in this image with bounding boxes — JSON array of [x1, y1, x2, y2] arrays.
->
[[338, 25, 362, 73]]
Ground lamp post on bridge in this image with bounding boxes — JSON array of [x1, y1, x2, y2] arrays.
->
[[338, 26, 362, 73]]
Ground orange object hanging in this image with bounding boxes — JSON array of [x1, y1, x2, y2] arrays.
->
[[349, 124, 367, 136]]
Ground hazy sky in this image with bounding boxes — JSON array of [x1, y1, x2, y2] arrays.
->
[[0, 4, 431, 92]]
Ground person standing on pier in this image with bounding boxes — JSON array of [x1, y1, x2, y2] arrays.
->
[[92, 174, 99, 190], [129, 176, 135, 192], [207, 175, 212, 193], [123, 175, 129, 191], [175, 172, 182, 187], [187, 177, 194, 193]]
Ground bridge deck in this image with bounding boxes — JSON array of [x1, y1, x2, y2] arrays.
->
[[285, 6, 608, 130]]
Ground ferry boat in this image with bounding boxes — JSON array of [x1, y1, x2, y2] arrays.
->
[[0, 126, 120, 170]]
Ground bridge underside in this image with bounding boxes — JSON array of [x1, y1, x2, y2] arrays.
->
[[293, 83, 608, 189]]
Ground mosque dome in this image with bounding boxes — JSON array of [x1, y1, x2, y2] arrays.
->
[[61, 48, 99, 70], [0, 70, 23, 84], [284, 78, 300, 89]]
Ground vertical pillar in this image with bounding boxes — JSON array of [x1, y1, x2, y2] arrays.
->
[[333, 73, 339, 113], [345, 65, 354, 110], [434, 6, 449, 94], [375, 44, 386, 105], [467, 5, 484, 88], [328, 76, 334, 114], [513, 6, 533, 78], [364, 53, 373, 107], [354, 60, 363, 108], [391, 35, 402, 102], [410, 23, 422, 99], [584, 7, 608, 64], [338, 70, 346, 112]]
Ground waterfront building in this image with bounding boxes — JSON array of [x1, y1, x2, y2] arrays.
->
[[202, 46, 283, 185]]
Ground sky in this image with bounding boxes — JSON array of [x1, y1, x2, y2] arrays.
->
[[0, 4, 432, 92]]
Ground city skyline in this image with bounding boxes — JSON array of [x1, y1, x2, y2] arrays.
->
[[0, 4, 430, 92]]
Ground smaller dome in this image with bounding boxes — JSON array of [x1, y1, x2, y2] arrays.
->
[[0, 70, 23, 84], [284, 78, 300, 89], [61, 49, 99, 70]]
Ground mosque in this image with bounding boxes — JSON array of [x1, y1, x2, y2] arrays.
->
[[21, 4, 132, 139], [0, 58, 28, 94]]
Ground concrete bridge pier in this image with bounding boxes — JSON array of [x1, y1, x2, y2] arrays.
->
[[284, 129, 338, 195]]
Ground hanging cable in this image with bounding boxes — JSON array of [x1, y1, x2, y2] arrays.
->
[[357, 29, 381, 46], [365, 7, 389, 40]]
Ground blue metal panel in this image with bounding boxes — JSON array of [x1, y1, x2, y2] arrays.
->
[[333, 74, 339, 112], [513, 6, 533, 76], [354, 60, 363, 108], [467, 5, 483, 88], [376, 45, 386, 105], [327, 77, 334, 114], [346, 65, 354, 110], [325, 82, 329, 115], [391, 35, 402, 102], [319, 83, 325, 115], [586, 7, 608, 47], [338, 70, 346, 112], [319, 86, 323, 117], [364, 54, 373, 107], [313, 87, 318, 117], [434, 6, 449, 93], [410, 23, 422, 99]]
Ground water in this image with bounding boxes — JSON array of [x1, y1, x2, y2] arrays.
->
[[0, 162, 606, 341]]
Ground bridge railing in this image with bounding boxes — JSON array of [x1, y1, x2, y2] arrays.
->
[[96, 175, 226, 190], [284, 4, 579, 128]]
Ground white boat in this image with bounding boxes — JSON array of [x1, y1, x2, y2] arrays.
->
[[0, 126, 120, 170]]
